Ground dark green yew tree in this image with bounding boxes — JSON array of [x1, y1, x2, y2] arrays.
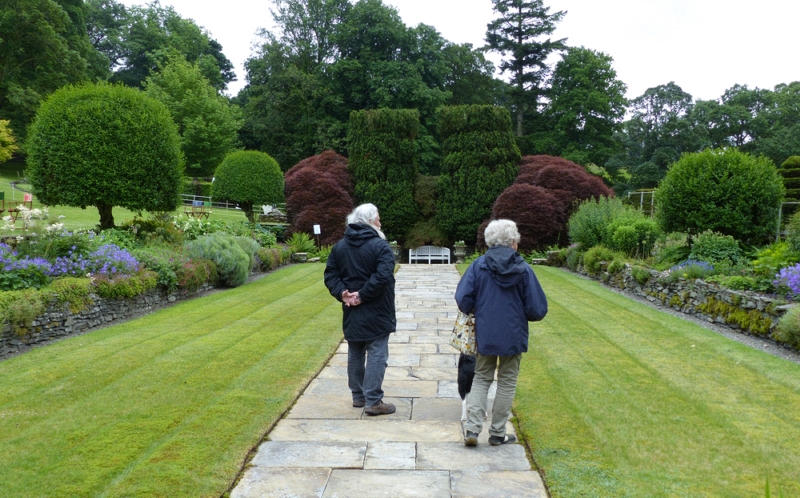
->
[[436, 105, 520, 243], [347, 108, 419, 242], [26, 83, 183, 229]]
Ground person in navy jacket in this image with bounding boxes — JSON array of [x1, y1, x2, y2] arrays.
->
[[456, 219, 548, 446]]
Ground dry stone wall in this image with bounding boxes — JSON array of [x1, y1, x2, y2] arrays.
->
[[0, 285, 212, 358]]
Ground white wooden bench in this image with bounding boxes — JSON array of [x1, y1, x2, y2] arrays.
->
[[408, 245, 450, 264]]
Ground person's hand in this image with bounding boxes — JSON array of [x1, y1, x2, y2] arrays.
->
[[342, 290, 361, 307]]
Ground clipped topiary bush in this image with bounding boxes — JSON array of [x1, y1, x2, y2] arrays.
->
[[185, 233, 250, 287], [480, 183, 570, 252], [779, 156, 800, 201], [436, 105, 520, 243], [348, 109, 420, 242], [655, 148, 784, 244], [26, 83, 183, 229], [284, 151, 354, 246], [213, 150, 284, 223]]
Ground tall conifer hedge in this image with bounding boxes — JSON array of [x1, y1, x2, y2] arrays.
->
[[436, 105, 520, 243], [347, 109, 420, 242]]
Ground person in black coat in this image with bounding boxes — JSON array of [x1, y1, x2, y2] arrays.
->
[[456, 219, 548, 446], [324, 203, 397, 416]]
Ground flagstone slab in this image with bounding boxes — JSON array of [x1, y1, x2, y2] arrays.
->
[[411, 397, 462, 421], [383, 380, 439, 398], [231, 467, 330, 498], [328, 353, 348, 367], [390, 343, 439, 354], [316, 366, 418, 382], [410, 335, 452, 345], [287, 395, 364, 419], [450, 471, 547, 497], [269, 419, 463, 442], [416, 442, 530, 472], [251, 441, 366, 468], [363, 441, 416, 470], [387, 354, 421, 367], [409, 367, 458, 381], [305, 378, 350, 396], [420, 354, 458, 368], [323, 469, 450, 497], [396, 321, 419, 331], [389, 333, 411, 343]]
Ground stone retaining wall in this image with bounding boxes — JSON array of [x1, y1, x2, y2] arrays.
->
[[0, 284, 213, 358], [566, 261, 792, 340]]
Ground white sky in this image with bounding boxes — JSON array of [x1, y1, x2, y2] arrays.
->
[[120, 0, 800, 102]]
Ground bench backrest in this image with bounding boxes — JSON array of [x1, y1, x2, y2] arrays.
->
[[409, 245, 449, 256]]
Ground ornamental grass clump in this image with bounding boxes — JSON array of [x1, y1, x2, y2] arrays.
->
[[185, 233, 250, 287], [775, 304, 800, 348]]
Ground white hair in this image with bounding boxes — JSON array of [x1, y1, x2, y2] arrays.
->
[[484, 219, 520, 248], [346, 203, 386, 240]]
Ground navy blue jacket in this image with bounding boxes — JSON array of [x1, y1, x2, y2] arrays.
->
[[324, 223, 396, 342], [455, 246, 548, 356]]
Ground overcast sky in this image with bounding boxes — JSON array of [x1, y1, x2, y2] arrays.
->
[[120, 0, 800, 102]]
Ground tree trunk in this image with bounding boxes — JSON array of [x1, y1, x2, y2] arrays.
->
[[516, 105, 524, 137], [243, 202, 255, 223], [96, 203, 115, 230]]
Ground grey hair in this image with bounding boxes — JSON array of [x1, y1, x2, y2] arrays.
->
[[484, 219, 520, 248], [346, 203, 386, 240]]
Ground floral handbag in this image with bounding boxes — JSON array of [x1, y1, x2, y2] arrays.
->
[[450, 310, 476, 355]]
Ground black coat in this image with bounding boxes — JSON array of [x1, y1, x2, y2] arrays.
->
[[324, 223, 396, 341]]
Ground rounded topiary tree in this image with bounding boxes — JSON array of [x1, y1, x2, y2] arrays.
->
[[284, 150, 354, 246], [515, 155, 613, 214], [436, 105, 520, 243], [213, 150, 284, 223], [478, 184, 570, 252], [26, 83, 183, 229], [655, 148, 785, 243], [347, 108, 420, 242], [780, 156, 800, 202]]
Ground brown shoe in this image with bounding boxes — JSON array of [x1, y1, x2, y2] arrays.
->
[[353, 399, 365, 408], [364, 401, 396, 416]]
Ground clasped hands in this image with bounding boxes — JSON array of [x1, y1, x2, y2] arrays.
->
[[342, 290, 361, 307]]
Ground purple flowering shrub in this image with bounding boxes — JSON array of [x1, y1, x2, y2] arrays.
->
[[0, 241, 140, 291], [774, 264, 800, 296]]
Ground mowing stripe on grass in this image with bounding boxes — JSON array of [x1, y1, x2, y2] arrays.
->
[[0, 264, 343, 497], [516, 266, 800, 497]]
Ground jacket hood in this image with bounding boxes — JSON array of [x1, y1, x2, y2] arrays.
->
[[481, 246, 528, 287], [344, 223, 380, 247]]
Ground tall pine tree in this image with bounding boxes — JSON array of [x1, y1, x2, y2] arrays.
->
[[485, 0, 566, 137]]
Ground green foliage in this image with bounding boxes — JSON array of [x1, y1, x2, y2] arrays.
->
[[0, 288, 48, 335], [778, 156, 800, 201], [131, 245, 184, 292], [92, 270, 158, 299], [118, 216, 185, 247], [213, 150, 284, 223], [0, 120, 18, 163], [144, 55, 242, 177], [688, 230, 745, 266], [26, 82, 184, 229], [538, 47, 627, 166], [776, 305, 800, 348], [751, 242, 800, 277], [436, 105, 520, 242], [14, 230, 96, 260], [232, 236, 260, 271], [583, 245, 624, 274], [287, 232, 316, 254], [48, 277, 93, 313], [405, 219, 448, 249], [784, 210, 800, 252], [312, 245, 333, 263], [655, 148, 785, 243], [174, 259, 217, 292], [565, 246, 583, 271], [347, 108, 420, 242], [0, 261, 50, 291], [185, 233, 250, 287], [631, 265, 652, 285], [567, 196, 628, 250], [606, 216, 661, 258], [256, 247, 286, 271], [652, 232, 691, 270], [183, 179, 213, 197], [706, 274, 774, 294]]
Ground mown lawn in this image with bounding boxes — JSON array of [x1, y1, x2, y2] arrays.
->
[[0, 264, 342, 497], [515, 266, 800, 497], [0, 162, 250, 230]]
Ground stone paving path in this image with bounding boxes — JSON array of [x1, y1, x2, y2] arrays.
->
[[231, 264, 547, 497]]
